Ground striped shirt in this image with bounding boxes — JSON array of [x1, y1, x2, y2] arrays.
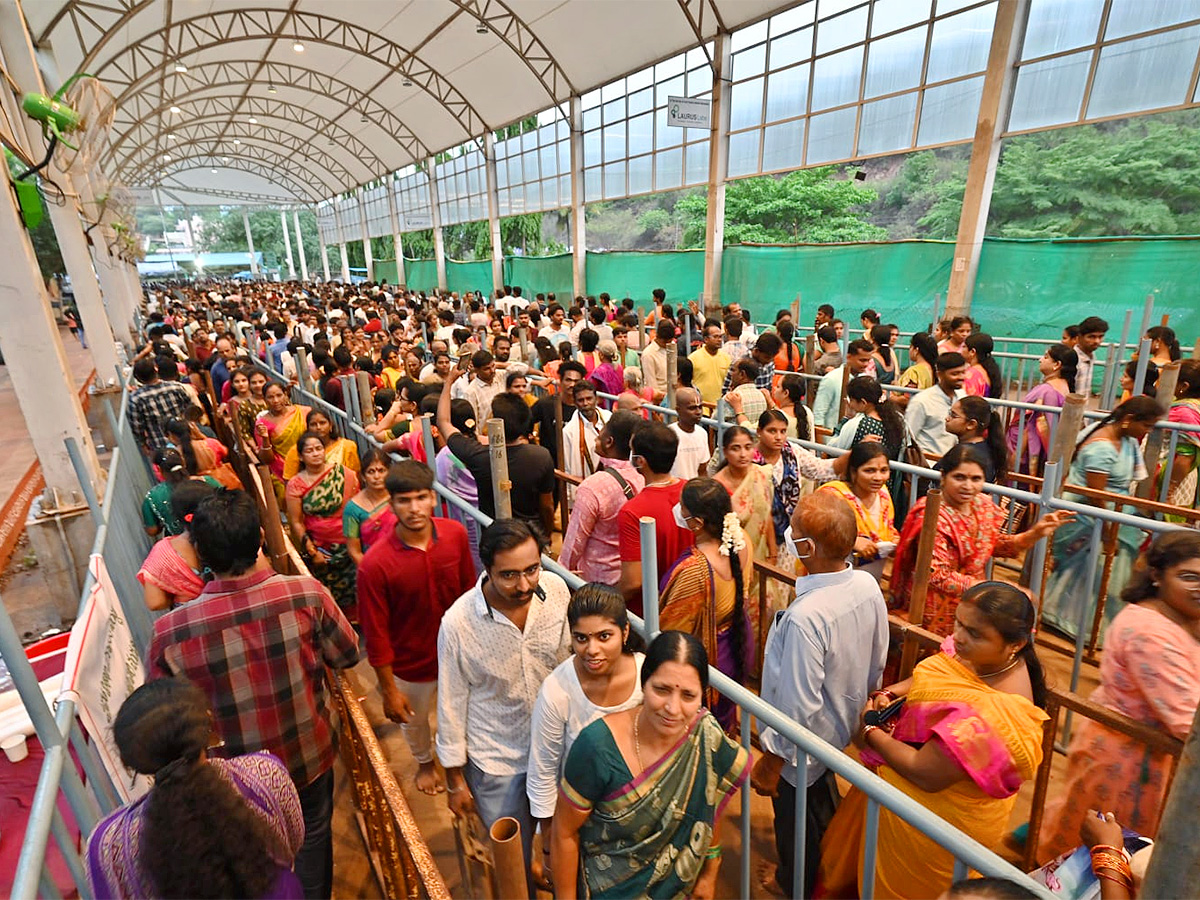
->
[[147, 566, 360, 787]]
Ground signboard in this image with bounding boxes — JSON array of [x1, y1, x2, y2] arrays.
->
[[667, 96, 711, 129], [401, 212, 433, 230]]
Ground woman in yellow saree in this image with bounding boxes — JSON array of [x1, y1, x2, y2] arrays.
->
[[816, 582, 1048, 900], [281, 408, 361, 479], [253, 381, 309, 504]]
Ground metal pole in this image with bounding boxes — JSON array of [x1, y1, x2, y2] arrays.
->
[[420, 413, 438, 470], [1138, 360, 1181, 500], [1027, 461, 1060, 601], [1132, 338, 1153, 398], [487, 418, 513, 519], [64, 437, 103, 525], [1103, 310, 1134, 410], [666, 343, 677, 412], [354, 370, 374, 428], [639, 517, 659, 638]]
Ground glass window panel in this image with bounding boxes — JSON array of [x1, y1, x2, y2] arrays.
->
[[917, 74, 983, 143], [506, 156, 522, 186], [559, 141, 571, 174], [603, 97, 625, 125], [658, 74, 686, 106], [770, 26, 814, 69], [522, 130, 537, 152], [603, 122, 626, 162], [1088, 25, 1200, 118], [727, 130, 761, 177], [603, 161, 625, 199], [628, 111, 655, 156], [629, 153, 653, 195], [629, 86, 654, 117], [858, 92, 918, 154], [539, 143, 556, 179], [1021, 0, 1104, 59], [585, 166, 603, 202], [733, 43, 767, 81], [627, 65, 654, 93], [766, 62, 809, 121], [817, 6, 870, 54], [602, 79, 625, 104], [497, 189, 510, 218], [865, 25, 928, 97], [525, 181, 540, 212], [733, 19, 769, 51], [806, 105, 858, 162], [820, 0, 866, 18], [559, 175, 570, 205], [582, 106, 600, 132], [761, 118, 805, 171], [1106, 0, 1199, 40], [656, 105, 684, 148], [811, 45, 864, 109], [687, 46, 711, 69], [656, 147, 684, 189], [926, 3, 997, 82], [656, 52, 686, 80], [872, 0, 932, 36], [685, 140, 710, 185], [731, 77, 765, 130], [1008, 50, 1090, 130], [936, 0, 985, 12], [771, 3, 816, 36], [583, 88, 602, 109], [583, 128, 602, 166], [687, 66, 711, 95]]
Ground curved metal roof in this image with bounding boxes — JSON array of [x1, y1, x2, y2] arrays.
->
[[28, 0, 791, 205]]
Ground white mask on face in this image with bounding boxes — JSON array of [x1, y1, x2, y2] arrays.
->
[[783, 525, 814, 559], [672, 503, 691, 531]]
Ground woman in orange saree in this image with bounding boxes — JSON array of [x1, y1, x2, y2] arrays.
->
[[817, 583, 1048, 900]]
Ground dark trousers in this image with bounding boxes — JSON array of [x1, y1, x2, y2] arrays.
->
[[772, 769, 840, 898], [295, 767, 335, 899]]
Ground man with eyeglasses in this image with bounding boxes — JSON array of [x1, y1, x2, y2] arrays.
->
[[437, 519, 572, 880]]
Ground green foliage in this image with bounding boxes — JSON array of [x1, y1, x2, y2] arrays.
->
[[181, 207, 324, 272], [436, 213, 547, 260], [403, 229, 435, 259], [676, 167, 887, 246], [27, 215, 65, 278]]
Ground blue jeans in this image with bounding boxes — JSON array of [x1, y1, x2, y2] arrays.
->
[[464, 761, 535, 870], [295, 767, 335, 899]]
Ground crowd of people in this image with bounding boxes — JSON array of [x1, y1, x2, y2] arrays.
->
[[86, 278, 1199, 900]]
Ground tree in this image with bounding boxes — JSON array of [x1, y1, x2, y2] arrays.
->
[[676, 167, 887, 246], [194, 207, 323, 272]]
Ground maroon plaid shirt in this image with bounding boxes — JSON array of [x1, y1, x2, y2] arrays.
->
[[147, 566, 360, 787]]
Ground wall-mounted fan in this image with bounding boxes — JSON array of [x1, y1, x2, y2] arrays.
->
[[18, 73, 116, 180]]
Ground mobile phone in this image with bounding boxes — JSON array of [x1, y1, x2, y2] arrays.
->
[[457, 353, 470, 370], [864, 696, 906, 727]]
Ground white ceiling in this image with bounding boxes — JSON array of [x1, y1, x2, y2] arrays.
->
[[24, 0, 793, 205]]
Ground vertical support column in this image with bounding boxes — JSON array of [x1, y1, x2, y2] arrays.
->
[[484, 131, 504, 294], [568, 96, 586, 298], [0, 141, 104, 496], [386, 182, 407, 287], [339, 243, 352, 285], [426, 156, 449, 292], [317, 215, 331, 281], [242, 209, 259, 277], [944, 0, 1029, 316], [702, 32, 732, 313], [293, 210, 309, 282], [91, 219, 136, 348], [280, 210, 296, 280], [358, 192, 374, 282], [334, 202, 351, 283]]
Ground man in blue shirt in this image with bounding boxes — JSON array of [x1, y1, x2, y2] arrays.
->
[[751, 492, 889, 896], [267, 321, 290, 373]]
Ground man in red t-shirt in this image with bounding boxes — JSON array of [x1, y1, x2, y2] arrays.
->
[[357, 459, 476, 795], [617, 421, 694, 616]]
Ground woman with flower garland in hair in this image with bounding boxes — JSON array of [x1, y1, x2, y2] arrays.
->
[[657, 477, 753, 732]]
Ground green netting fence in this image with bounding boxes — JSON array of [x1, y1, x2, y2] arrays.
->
[[374, 236, 1200, 341]]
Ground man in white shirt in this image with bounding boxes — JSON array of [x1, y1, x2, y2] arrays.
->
[[463, 350, 504, 433], [640, 320, 677, 402], [437, 519, 571, 873], [561, 379, 612, 484], [669, 388, 711, 479], [751, 492, 888, 896], [905, 352, 968, 458], [1074, 315, 1109, 398], [538, 303, 572, 348], [813, 340, 874, 432]]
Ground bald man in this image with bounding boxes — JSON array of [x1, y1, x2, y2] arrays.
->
[[669, 387, 710, 480], [750, 492, 889, 896]]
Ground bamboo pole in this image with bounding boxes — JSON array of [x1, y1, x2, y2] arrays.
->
[[355, 370, 374, 428], [255, 462, 291, 573], [666, 342, 678, 412], [554, 390, 568, 531], [900, 489, 942, 678], [487, 417, 513, 520], [1046, 393, 1088, 476], [488, 817, 529, 900], [1138, 360, 1181, 499]]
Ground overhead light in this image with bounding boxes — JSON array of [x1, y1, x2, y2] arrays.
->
[[327, 138, 334, 146], [233, 138, 241, 145], [292, 41, 305, 52], [476, 20, 488, 34], [402, 76, 413, 87], [169, 105, 181, 114], [359, 114, 368, 123], [248, 117, 258, 124], [267, 82, 277, 94], [162, 154, 172, 161], [211, 167, 218, 173], [221, 156, 230, 162], [174, 62, 187, 73]]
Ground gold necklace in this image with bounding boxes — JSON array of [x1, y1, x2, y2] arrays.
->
[[633, 710, 645, 775], [977, 655, 1022, 679]]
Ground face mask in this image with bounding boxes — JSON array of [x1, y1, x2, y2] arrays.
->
[[672, 503, 691, 531], [783, 525, 814, 560]]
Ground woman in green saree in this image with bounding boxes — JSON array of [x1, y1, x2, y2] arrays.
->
[[552, 630, 750, 900], [285, 430, 360, 618]]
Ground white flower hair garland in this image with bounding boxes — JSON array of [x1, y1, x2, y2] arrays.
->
[[719, 512, 745, 557]]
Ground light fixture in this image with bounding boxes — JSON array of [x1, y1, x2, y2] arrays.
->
[[402, 76, 413, 87], [169, 105, 181, 114], [476, 19, 488, 34], [267, 82, 277, 94], [360, 114, 368, 123], [292, 41, 305, 52], [162, 153, 172, 161], [167, 132, 176, 139], [233, 138, 241, 144], [221, 155, 230, 162], [174, 62, 187, 73], [248, 117, 258, 124], [211, 167, 218, 173], [327, 138, 334, 146]]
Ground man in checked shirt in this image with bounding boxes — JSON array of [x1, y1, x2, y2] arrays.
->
[[147, 489, 359, 900]]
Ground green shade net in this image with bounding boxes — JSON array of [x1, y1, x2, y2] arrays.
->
[[372, 235, 1200, 341]]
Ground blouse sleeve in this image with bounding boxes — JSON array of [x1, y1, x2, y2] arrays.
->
[[928, 516, 976, 595], [559, 720, 621, 813], [527, 673, 570, 819], [343, 503, 363, 540], [1122, 628, 1200, 739], [1076, 441, 1119, 476]]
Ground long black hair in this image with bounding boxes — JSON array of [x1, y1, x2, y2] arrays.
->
[[113, 679, 288, 898], [1146, 325, 1181, 361], [965, 333, 1002, 399], [642, 630, 709, 693], [957, 395, 1009, 481], [165, 418, 200, 475], [776, 374, 811, 439], [870, 324, 894, 367], [1045, 343, 1078, 394], [155, 447, 189, 485], [846, 377, 905, 458], [1079, 395, 1163, 444], [910, 332, 938, 369], [1121, 531, 1200, 604], [680, 477, 748, 683], [961, 582, 1047, 709]]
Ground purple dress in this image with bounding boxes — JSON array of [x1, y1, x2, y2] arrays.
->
[[85, 752, 305, 899], [1006, 381, 1066, 473]]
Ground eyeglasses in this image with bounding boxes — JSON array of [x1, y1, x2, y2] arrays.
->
[[494, 562, 541, 583]]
